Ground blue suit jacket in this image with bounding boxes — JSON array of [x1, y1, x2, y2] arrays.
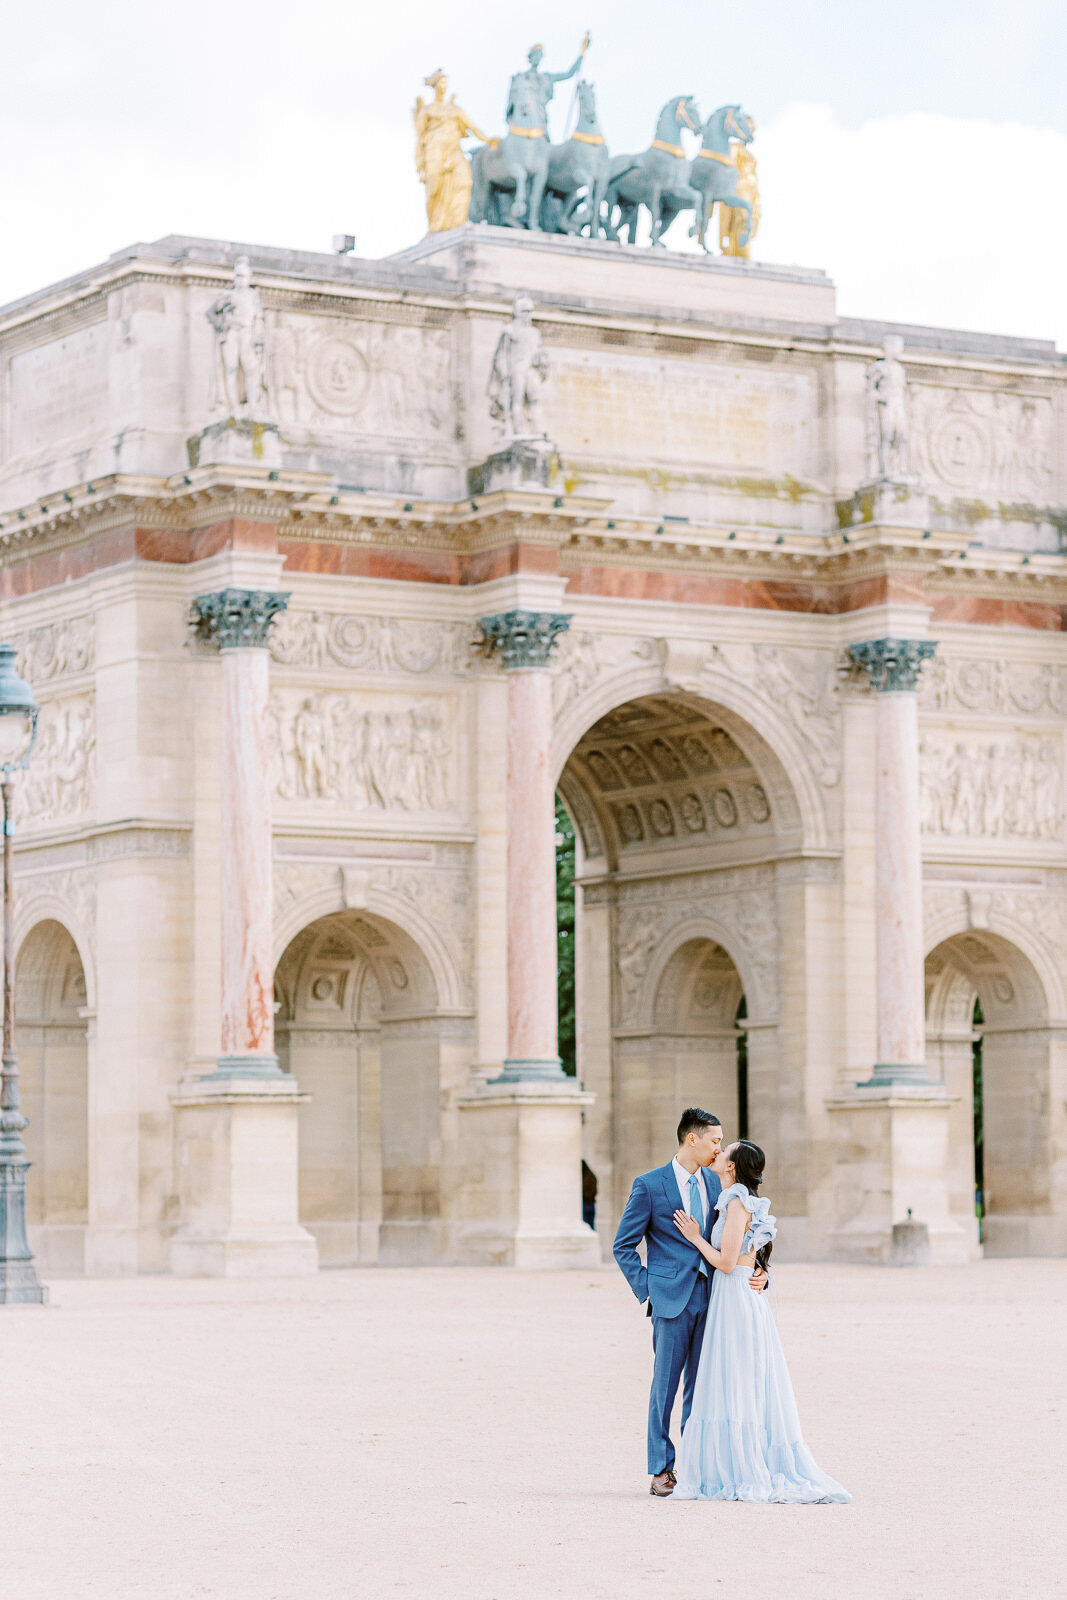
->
[[613, 1161, 723, 1319]]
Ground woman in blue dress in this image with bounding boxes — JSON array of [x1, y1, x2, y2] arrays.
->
[[670, 1139, 850, 1504]]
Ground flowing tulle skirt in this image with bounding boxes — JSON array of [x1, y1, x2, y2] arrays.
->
[[673, 1266, 850, 1504]]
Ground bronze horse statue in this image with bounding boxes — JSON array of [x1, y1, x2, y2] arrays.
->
[[658, 105, 757, 251], [602, 95, 704, 246], [539, 80, 611, 236]]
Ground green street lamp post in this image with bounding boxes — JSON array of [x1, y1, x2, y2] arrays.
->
[[0, 642, 47, 1305]]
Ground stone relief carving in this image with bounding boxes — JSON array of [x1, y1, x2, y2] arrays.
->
[[275, 315, 450, 434], [614, 875, 778, 1023], [14, 616, 94, 683], [270, 692, 454, 810], [269, 611, 476, 677], [16, 867, 97, 962], [551, 633, 663, 718], [16, 695, 95, 828], [918, 654, 1066, 717], [911, 387, 1054, 502], [919, 736, 1062, 841], [709, 642, 841, 787]]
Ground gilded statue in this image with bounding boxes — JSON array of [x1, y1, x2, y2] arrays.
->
[[719, 140, 760, 258], [414, 70, 495, 233]]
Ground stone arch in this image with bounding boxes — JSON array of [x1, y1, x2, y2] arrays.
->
[[559, 685, 807, 1247], [925, 928, 1059, 1257], [274, 872, 468, 1014], [638, 913, 772, 1031], [275, 907, 458, 1267], [14, 889, 96, 1011], [16, 919, 90, 1274], [552, 659, 828, 853]]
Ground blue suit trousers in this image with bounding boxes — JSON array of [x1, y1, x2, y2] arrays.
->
[[648, 1269, 711, 1474]]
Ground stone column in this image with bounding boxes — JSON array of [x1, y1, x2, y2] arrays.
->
[[170, 588, 317, 1276], [849, 638, 936, 1084], [480, 609, 571, 1081], [196, 589, 286, 1078], [456, 609, 599, 1268], [828, 637, 971, 1264]]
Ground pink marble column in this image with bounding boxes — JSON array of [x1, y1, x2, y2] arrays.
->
[[195, 588, 288, 1077], [480, 610, 570, 1080], [850, 637, 936, 1084]]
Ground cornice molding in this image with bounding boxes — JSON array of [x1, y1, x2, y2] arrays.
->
[[2, 467, 1067, 606]]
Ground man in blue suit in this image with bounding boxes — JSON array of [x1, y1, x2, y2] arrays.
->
[[613, 1107, 766, 1496]]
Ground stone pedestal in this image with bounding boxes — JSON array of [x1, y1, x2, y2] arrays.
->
[[847, 479, 929, 531], [467, 437, 555, 497], [169, 1076, 317, 1277], [827, 1085, 971, 1264], [189, 416, 283, 470], [455, 1080, 600, 1267]]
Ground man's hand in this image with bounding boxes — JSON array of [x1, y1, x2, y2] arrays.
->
[[747, 1267, 768, 1293]]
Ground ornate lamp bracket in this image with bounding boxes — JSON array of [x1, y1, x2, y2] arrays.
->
[[477, 609, 571, 670], [848, 637, 937, 693], [192, 589, 290, 650]]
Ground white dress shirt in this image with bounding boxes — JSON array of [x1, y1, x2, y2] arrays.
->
[[671, 1157, 709, 1227]]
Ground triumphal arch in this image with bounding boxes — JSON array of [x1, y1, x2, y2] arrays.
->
[[1, 216, 1065, 1276]]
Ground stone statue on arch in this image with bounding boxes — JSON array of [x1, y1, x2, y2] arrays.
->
[[206, 256, 271, 419]]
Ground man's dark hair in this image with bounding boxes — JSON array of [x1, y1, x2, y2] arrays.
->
[[676, 1108, 721, 1145]]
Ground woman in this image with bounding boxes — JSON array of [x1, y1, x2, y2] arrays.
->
[[671, 1139, 850, 1504], [414, 71, 495, 234]]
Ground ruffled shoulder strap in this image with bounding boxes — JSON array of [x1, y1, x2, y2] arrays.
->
[[715, 1181, 753, 1213]]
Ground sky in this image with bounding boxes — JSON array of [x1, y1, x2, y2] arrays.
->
[[3, 0, 1065, 346]]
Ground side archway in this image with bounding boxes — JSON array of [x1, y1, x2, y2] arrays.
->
[[16, 919, 89, 1274], [926, 929, 1060, 1256], [275, 908, 457, 1266]]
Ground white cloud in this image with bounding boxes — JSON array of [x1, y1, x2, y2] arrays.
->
[[2, 81, 1063, 354], [752, 103, 1067, 348]]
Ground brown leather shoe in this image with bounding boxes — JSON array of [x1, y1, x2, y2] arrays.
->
[[649, 1468, 677, 1497]]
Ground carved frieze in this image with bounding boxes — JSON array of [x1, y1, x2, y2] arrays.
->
[[270, 692, 455, 811], [269, 611, 476, 677], [919, 735, 1062, 842], [911, 386, 1054, 503], [268, 314, 451, 435], [15, 694, 95, 828], [919, 654, 1066, 717], [13, 616, 94, 683]]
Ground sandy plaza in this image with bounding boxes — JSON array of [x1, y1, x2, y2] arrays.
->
[[3, 1259, 1064, 1600]]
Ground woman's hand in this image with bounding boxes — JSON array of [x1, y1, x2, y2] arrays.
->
[[673, 1208, 703, 1245]]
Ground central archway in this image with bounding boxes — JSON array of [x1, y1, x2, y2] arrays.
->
[[558, 690, 809, 1249]]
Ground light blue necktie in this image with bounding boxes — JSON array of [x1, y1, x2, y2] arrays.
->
[[689, 1172, 708, 1278]]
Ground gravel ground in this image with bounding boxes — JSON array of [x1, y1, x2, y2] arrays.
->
[[1, 1260, 1063, 1600]]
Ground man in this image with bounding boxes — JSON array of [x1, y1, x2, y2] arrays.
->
[[487, 294, 548, 439], [613, 1108, 766, 1497], [505, 33, 590, 133]]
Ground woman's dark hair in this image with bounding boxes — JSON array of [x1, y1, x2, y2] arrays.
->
[[729, 1139, 772, 1272]]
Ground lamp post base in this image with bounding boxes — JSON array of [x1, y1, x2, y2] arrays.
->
[[0, 1160, 48, 1304]]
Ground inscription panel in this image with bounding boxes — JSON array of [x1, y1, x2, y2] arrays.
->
[[545, 348, 816, 475]]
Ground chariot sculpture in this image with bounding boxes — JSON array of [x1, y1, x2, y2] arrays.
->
[[414, 36, 761, 256]]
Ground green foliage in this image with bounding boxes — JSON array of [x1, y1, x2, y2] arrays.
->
[[555, 795, 577, 1076]]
